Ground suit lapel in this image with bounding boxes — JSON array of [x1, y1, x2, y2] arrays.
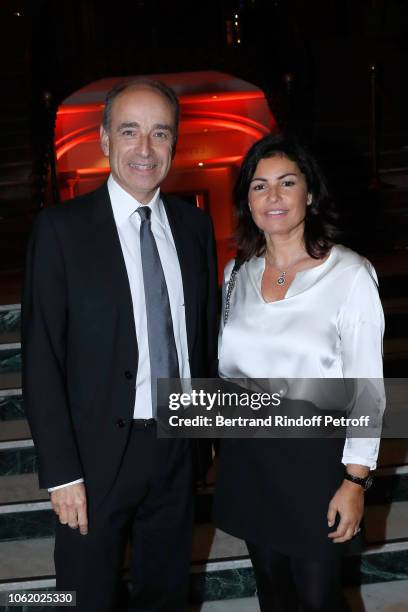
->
[[162, 195, 198, 359], [89, 184, 138, 362]]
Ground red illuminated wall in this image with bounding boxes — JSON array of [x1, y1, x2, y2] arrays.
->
[[54, 72, 278, 278]]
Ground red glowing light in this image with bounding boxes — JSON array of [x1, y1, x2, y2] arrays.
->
[[54, 71, 279, 281]]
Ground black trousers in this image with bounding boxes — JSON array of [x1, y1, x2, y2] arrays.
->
[[54, 423, 193, 612], [247, 542, 351, 612]]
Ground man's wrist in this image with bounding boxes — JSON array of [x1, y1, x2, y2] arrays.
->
[[48, 478, 84, 492]]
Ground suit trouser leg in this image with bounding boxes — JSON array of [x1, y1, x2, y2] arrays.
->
[[54, 513, 129, 612], [129, 435, 193, 611], [54, 424, 193, 612]]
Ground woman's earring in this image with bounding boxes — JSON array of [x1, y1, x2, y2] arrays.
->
[[307, 195, 312, 206], [248, 202, 252, 212]]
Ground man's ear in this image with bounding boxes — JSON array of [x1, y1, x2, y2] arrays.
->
[[100, 125, 109, 157]]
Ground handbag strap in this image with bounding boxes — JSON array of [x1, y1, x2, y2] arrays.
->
[[223, 259, 242, 325]]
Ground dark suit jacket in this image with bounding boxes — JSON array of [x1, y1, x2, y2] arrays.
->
[[22, 183, 218, 508]]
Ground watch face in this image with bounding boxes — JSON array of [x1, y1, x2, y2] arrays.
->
[[364, 476, 374, 491]]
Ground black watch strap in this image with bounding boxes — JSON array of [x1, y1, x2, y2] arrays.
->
[[344, 472, 373, 491]]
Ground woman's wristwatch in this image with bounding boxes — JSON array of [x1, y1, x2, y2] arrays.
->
[[344, 472, 374, 491]]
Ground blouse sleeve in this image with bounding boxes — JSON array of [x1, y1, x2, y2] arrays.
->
[[339, 261, 385, 470]]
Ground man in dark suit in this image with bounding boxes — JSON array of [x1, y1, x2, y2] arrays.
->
[[22, 79, 218, 611]]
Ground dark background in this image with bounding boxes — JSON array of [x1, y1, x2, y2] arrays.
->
[[1, 0, 408, 268], [27, 0, 408, 146]]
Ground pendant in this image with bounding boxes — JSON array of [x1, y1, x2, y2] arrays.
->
[[277, 272, 286, 286]]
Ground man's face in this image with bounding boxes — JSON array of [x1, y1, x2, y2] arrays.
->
[[100, 87, 176, 203]]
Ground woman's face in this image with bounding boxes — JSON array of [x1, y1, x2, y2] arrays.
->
[[248, 154, 311, 239]]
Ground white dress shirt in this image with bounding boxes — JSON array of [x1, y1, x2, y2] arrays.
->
[[49, 176, 191, 491], [218, 244, 385, 470]]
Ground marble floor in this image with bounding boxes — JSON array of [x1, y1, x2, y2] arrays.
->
[[191, 580, 408, 611], [1, 537, 408, 609]]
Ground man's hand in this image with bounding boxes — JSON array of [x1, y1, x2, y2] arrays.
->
[[50, 483, 88, 535], [327, 480, 364, 543]]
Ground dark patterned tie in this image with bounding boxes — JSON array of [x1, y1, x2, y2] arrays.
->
[[137, 206, 179, 415]]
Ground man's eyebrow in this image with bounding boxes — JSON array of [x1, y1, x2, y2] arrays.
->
[[117, 122, 139, 131], [153, 123, 174, 133], [250, 172, 298, 183], [116, 122, 174, 133]]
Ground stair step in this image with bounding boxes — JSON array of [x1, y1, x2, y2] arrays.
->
[[0, 343, 21, 375], [0, 502, 54, 542], [0, 537, 54, 581], [0, 440, 35, 477], [0, 372, 21, 391], [1, 536, 408, 602], [0, 474, 47, 505], [346, 579, 408, 612], [0, 390, 24, 420], [0, 306, 20, 342], [0, 420, 30, 442], [365, 500, 408, 544]]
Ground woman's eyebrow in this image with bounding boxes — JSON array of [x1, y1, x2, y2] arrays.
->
[[250, 172, 298, 183]]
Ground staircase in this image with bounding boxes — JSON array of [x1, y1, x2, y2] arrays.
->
[[1, 266, 408, 611]]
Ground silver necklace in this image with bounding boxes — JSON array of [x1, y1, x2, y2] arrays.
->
[[276, 271, 287, 286], [265, 252, 304, 286]]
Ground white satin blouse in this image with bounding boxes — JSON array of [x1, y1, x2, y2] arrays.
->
[[218, 244, 385, 469]]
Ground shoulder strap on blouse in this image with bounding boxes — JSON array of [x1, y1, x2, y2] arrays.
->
[[223, 259, 242, 325]]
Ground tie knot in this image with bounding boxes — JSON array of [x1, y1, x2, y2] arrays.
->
[[137, 206, 152, 222]]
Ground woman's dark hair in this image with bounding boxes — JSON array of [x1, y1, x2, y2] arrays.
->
[[234, 133, 340, 262]]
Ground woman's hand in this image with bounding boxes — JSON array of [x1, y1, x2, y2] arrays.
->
[[327, 479, 364, 543]]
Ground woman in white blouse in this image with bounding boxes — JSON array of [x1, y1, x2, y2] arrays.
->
[[214, 134, 384, 612]]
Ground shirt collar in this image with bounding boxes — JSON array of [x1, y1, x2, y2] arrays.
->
[[108, 175, 166, 228]]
